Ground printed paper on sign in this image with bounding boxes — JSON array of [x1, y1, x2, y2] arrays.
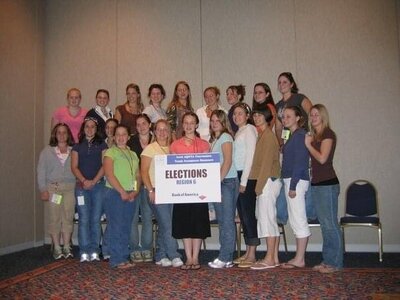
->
[[155, 153, 221, 204]]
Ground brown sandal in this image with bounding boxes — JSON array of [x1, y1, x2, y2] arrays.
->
[[191, 264, 201, 270], [180, 264, 192, 270], [116, 262, 135, 269]]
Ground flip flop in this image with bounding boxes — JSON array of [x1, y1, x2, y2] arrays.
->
[[250, 262, 276, 270], [116, 262, 135, 269], [191, 264, 201, 270], [180, 264, 192, 270], [238, 261, 255, 268], [281, 263, 305, 269], [233, 256, 246, 264]]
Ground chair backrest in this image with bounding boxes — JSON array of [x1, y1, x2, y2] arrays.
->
[[345, 180, 378, 217]]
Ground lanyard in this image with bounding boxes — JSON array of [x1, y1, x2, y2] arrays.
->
[[117, 147, 135, 183], [156, 141, 169, 154]]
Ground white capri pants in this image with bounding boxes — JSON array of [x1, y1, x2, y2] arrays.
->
[[283, 178, 311, 239], [256, 178, 282, 238]]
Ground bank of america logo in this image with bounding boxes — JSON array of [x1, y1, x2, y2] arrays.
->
[[199, 195, 207, 200]]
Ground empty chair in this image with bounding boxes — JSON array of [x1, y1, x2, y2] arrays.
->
[[340, 180, 383, 262], [308, 218, 320, 228], [235, 221, 288, 258]]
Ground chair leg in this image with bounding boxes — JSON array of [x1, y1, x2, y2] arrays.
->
[[152, 223, 158, 256], [378, 225, 383, 262], [341, 226, 346, 254], [279, 224, 288, 254], [203, 239, 207, 250]]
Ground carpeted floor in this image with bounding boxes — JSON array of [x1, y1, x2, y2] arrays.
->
[[2, 245, 399, 281], [1, 258, 400, 299]]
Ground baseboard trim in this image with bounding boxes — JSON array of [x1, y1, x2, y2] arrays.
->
[[0, 240, 44, 255]]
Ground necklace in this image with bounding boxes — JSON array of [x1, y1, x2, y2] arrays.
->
[[68, 106, 81, 118], [126, 102, 139, 114], [139, 135, 150, 149], [210, 133, 222, 152], [152, 104, 166, 119], [183, 135, 198, 152], [156, 141, 169, 154]]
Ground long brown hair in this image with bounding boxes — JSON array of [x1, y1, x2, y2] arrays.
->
[[167, 81, 193, 111]]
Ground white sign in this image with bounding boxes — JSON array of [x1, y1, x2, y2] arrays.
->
[[154, 152, 221, 204]]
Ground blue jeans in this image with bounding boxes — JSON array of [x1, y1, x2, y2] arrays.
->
[[151, 203, 181, 262], [276, 183, 317, 225], [214, 177, 239, 262], [76, 182, 104, 256], [130, 186, 153, 252], [311, 184, 343, 269], [104, 187, 137, 267]]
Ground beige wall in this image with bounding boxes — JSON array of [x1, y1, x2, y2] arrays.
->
[[0, 0, 45, 253], [1, 0, 399, 253]]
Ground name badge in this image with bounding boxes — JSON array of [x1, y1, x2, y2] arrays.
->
[[51, 193, 62, 205], [77, 195, 85, 206], [281, 128, 290, 141]]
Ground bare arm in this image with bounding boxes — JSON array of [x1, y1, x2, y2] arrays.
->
[[302, 97, 313, 114], [268, 104, 277, 131], [141, 155, 155, 203], [305, 135, 333, 165], [114, 107, 122, 123], [220, 141, 233, 181]]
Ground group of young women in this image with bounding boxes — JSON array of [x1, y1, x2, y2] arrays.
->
[[37, 73, 343, 273]]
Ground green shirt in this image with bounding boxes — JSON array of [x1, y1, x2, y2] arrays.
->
[[104, 146, 139, 191]]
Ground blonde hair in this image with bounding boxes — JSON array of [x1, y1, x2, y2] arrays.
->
[[309, 104, 331, 141], [153, 119, 172, 146], [125, 83, 144, 111], [67, 88, 81, 99], [209, 110, 233, 143]]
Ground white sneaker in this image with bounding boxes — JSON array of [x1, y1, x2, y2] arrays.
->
[[171, 257, 184, 267], [208, 258, 234, 269], [90, 252, 100, 261], [155, 258, 172, 267], [80, 253, 90, 263], [103, 255, 110, 261]]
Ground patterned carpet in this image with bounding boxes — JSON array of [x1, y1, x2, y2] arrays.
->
[[1, 259, 400, 299]]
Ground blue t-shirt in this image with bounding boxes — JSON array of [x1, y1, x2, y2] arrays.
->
[[72, 139, 107, 180], [211, 132, 237, 179], [281, 128, 310, 190]]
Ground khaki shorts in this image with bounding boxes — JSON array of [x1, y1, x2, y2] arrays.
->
[[46, 182, 75, 235]]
